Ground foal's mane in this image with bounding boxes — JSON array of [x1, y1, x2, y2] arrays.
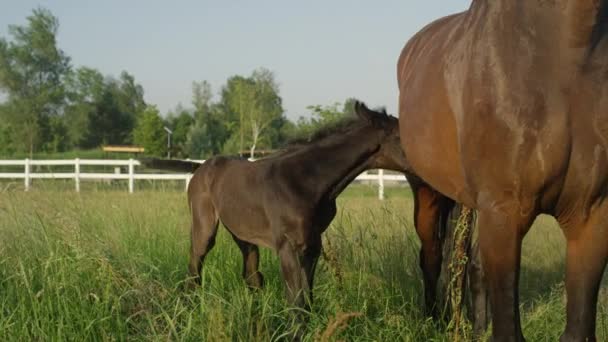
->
[[267, 103, 390, 158], [287, 117, 362, 146], [265, 116, 361, 158]]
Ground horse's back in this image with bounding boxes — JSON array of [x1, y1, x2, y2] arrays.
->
[[397, 11, 467, 91], [397, 5, 574, 211], [187, 156, 250, 198]]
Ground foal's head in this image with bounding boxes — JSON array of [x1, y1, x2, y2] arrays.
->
[[353, 101, 408, 172]]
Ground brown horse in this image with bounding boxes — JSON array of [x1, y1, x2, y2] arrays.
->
[[144, 102, 408, 311], [398, 1, 608, 341], [406, 174, 489, 334]]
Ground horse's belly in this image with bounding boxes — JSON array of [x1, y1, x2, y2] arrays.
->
[[217, 207, 274, 249], [399, 72, 470, 204]]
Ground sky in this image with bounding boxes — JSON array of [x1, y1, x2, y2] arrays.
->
[[1, 1, 471, 120]]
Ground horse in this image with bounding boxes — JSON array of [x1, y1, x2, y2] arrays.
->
[[405, 174, 489, 334], [144, 101, 408, 311], [398, 1, 608, 340]]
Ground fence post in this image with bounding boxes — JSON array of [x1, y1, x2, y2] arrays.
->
[[24, 158, 31, 191], [74, 158, 80, 192], [378, 169, 384, 200], [128, 158, 135, 193]]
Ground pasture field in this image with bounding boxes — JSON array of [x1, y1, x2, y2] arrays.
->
[[1, 185, 607, 341]]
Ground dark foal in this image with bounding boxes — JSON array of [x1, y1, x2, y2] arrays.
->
[[146, 102, 408, 310], [398, 1, 608, 340]]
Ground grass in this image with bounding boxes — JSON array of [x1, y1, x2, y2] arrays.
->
[[0, 185, 607, 341]]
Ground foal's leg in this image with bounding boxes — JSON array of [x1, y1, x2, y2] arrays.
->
[[231, 234, 264, 289], [477, 208, 531, 342], [278, 234, 321, 311], [560, 209, 608, 342], [188, 195, 219, 286], [411, 183, 451, 317]]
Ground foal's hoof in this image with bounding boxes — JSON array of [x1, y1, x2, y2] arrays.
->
[[184, 277, 201, 291], [287, 321, 306, 342], [246, 272, 265, 290]]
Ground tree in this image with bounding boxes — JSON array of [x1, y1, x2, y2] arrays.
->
[[219, 68, 284, 157], [165, 104, 194, 158], [0, 7, 71, 155], [116, 71, 146, 121], [290, 101, 352, 141], [84, 79, 129, 146], [63, 66, 105, 148], [219, 76, 253, 155], [192, 80, 213, 115], [186, 81, 229, 158], [0, 103, 15, 155], [63, 70, 146, 148], [247, 68, 283, 158], [45, 115, 68, 152], [133, 105, 166, 156]]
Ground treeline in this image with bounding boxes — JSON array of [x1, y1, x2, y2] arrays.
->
[[0, 8, 356, 159]]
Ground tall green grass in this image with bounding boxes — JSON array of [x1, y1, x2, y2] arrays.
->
[[0, 186, 606, 341]]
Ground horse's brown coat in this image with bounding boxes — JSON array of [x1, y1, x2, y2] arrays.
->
[[398, 1, 608, 340]]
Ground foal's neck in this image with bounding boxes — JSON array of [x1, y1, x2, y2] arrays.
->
[[291, 131, 379, 200]]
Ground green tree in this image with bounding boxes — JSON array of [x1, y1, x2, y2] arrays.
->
[[45, 115, 68, 152], [192, 80, 212, 115], [172, 111, 194, 151], [219, 76, 253, 155], [186, 81, 229, 158], [63, 66, 106, 148], [65, 72, 146, 148], [133, 105, 166, 156], [219, 68, 284, 157], [165, 104, 194, 158], [0, 103, 15, 155], [116, 71, 146, 121], [0, 7, 71, 155], [290, 98, 356, 141], [247, 68, 283, 158]]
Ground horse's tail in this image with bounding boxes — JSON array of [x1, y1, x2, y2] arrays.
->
[[140, 158, 203, 173]]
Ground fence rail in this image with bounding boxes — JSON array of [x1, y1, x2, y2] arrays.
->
[[0, 159, 408, 199]]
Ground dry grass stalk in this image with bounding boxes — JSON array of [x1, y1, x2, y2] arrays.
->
[[318, 311, 362, 342]]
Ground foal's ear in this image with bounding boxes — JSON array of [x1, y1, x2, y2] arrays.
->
[[355, 101, 389, 128], [354, 101, 375, 121]]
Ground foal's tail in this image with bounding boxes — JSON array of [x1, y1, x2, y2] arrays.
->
[[140, 158, 203, 173]]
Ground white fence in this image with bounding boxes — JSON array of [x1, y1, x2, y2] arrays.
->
[[0, 159, 408, 200]]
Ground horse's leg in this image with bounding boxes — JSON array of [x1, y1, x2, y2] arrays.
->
[[278, 235, 321, 311], [188, 194, 219, 286], [477, 208, 531, 342], [231, 234, 264, 289], [467, 221, 490, 337], [560, 210, 608, 342], [411, 182, 452, 317]]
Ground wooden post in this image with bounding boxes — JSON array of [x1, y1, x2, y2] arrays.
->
[[24, 158, 31, 191], [75, 158, 80, 192]]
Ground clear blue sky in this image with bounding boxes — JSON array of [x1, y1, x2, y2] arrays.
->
[[1, 1, 470, 119]]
